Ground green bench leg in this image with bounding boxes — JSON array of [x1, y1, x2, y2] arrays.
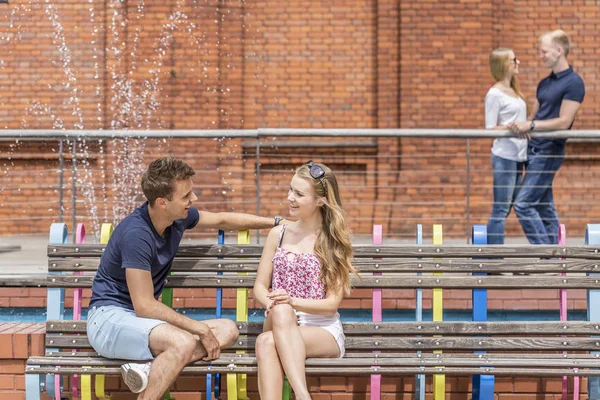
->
[[162, 287, 175, 399], [282, 377, 292, 400]]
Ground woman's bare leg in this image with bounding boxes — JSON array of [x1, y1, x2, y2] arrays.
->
[[256, 330, 285, 400], [268, 305, 339, 400]]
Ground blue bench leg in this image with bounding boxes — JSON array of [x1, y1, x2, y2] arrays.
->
[[25, 373, 42, 400], [207, 374, 213, 400], [471, 224, 494, 400]]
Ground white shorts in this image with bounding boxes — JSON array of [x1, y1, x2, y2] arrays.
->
[[296, 311, 345, 358]]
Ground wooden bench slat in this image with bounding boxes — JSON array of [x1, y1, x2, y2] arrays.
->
[[0, 275, 47, 287], [38, 351, 600, 361], [45, 320, 600, 335], [27, 354, 600, 369], [25, 365, 600, 377], [48, 258, 600, 273], [45, 335, 600, 351], [47, 274, 600, 289], [48, 244, 600, 259]]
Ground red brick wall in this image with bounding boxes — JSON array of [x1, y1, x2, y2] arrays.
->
[[0, 323, 587, 399], [0, 0, 598, 239], [0, 323, 46, 400]]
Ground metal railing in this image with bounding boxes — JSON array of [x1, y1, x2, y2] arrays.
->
[[0, 129, 598, 243]]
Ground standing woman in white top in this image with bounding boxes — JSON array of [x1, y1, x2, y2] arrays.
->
[[485, 48, 528, 244]]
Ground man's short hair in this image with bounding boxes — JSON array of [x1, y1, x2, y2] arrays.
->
[[141, 157, 195, 206], [540, 29, 571, 57]]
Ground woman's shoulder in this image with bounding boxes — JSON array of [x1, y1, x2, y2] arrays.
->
[[486, 86, 503, 96], [267, 224, 285, 239], [488, 85, 522, 101], [485, 87, 504, 103]]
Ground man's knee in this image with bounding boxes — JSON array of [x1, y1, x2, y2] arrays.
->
[[217, 318, 239, 348], [149, 324, 197, 360], [255, 331, 276, 361]]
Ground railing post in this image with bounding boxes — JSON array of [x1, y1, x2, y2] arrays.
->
[[466, 138, 471, 244], [58, 139, 64, 223], [71, 139, 77, 242], [255, 138, 261, 244]]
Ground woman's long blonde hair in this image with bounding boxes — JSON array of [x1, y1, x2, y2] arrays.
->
[[296, 162, 358, 295], [489, 47, 527, 106]]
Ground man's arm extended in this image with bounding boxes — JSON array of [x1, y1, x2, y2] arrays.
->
[[196, 210, 278, 231]]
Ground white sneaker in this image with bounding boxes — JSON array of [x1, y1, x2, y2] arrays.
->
[[121, 362, 152, 393]]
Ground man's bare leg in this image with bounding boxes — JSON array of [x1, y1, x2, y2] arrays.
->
[[137, 319, 238, 400]]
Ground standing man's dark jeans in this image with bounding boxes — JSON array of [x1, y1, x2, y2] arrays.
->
[[513, 146, 565, 244], [487, 154, 525, 244]]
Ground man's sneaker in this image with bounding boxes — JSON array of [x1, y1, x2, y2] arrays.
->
[[121, 362, 152, 393]]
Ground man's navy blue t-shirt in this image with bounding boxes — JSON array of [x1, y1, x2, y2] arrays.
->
[[89, 202, 199, 310], [530, 66, 585, 153]]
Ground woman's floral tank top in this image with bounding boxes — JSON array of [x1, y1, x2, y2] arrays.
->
[[271, 225, 325, 300]]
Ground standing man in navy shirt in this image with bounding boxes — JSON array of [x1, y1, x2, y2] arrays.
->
[[509, 30, 585, 244], [87, 157, 284, 399]]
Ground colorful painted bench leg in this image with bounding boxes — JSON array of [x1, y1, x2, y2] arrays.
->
[[25, 372, 42, 400], [95, 223, 114, 400], [228, 230, 251, 400], [71, 223, 86, 400], [370, 224, 383, 400], [209, 230, 226, 400], [471, 224, 494, 400], [587, 224, 600, 399], [432, 224, 444, 400], [282, 379, 292, 399], [414, 224, 425, 400], [237, 230, 250, 400], [282, 378, 293, 400], [557, 225, 576, 400], [81, 374, 92, 400], [47, 222, 68, 398]]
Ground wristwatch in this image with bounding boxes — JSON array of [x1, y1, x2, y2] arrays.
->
[[530, 120, 536, 131], [274, 216, 283, 227]]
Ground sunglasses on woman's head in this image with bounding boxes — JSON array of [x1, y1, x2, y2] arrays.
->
[[305, 160, 326, 180]]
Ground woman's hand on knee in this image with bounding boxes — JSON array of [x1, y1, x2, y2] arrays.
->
[[267, 289, 295, 307]]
